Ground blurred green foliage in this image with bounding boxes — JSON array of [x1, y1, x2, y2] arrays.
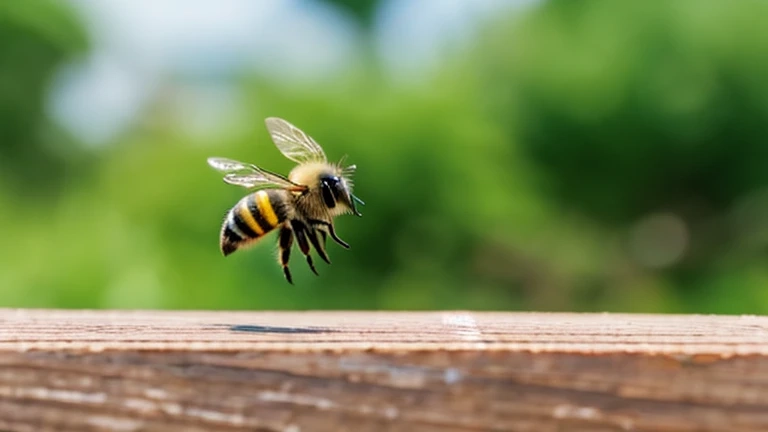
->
[[1, 0, 768, 313], [0, 0, 89, 195], [500, 1, 768, 223], [322, 0, 379, 28]]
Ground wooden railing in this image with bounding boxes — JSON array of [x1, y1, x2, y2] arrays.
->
[[0, 309, 766, 431]]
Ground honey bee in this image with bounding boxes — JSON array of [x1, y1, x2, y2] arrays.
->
[[207, 117, 363, 284]]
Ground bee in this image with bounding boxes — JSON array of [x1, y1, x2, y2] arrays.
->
[[207, 117, 363, 284]]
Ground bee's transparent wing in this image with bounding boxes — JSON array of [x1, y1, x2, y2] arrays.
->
[[221, 173, 285, 189], [207, 157, 307, 191], [265, 117, 327, 163], [206, 157, 256, 172]]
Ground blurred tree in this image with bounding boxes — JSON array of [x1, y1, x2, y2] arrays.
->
[[320, 0, 380, 29], [0, 0, 89, 196], [489, 1, 768, 226], [468, 0, 768, 278]]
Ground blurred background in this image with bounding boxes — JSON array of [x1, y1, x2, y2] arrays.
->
[[2, 0, 768, 313]]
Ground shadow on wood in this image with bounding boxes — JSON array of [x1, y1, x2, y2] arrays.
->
[[229, 324, 333, 334], [0, 309, 766, 431]]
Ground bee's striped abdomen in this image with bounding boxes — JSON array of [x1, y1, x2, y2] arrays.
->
[[220, 190, 289, 256]]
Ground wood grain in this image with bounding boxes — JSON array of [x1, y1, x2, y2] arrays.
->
[[0, 309, 767, 431]]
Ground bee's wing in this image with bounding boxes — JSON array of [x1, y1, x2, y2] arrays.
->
[[207, 157, 258, 173], [207, 157, 307, 191], [265, 117, 327, 163]]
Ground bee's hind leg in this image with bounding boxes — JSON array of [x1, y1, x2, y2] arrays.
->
[[291, 221, 319, 276], [278, 225, 294, 284]]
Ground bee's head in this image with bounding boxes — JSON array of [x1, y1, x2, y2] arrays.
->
[[319, 169, 363, 217]]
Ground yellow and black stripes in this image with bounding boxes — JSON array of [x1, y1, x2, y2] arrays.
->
[[218, 190, 351, 284], [220, 190, 288, 256]]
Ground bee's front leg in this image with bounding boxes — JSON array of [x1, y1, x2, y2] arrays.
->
[[307, 227, 331, 265], [308, 219, 350, 249]]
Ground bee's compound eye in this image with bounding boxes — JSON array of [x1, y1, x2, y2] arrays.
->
[[320, 179, 337, 208]]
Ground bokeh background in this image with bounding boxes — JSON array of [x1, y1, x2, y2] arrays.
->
[[2, 0, 768, 313]]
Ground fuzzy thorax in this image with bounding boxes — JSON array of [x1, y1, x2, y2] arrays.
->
[[288, 162, 339, 187], [288, 161, 357, 219]]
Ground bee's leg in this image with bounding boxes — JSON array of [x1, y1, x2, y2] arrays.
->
[[307, 227, 331, 264], [278, 225, 294, 284], [291, 221, 319, 276], [327, 223, 350, 249], [308, 219, 350, 249], [318, 229, 330, 259]]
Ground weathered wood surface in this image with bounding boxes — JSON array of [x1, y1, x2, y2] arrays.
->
[[0, 310, 767, 432]]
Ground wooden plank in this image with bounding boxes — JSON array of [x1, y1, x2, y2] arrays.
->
[[0, 309, 766, 431]]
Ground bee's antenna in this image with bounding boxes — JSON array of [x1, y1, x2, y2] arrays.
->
[[338, 154, 348, 166]]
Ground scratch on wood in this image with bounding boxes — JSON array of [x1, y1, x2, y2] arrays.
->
[[123, 397, 158, 414], [0, 386, 107, 404], [552, 404, 635, 431], [443, 367, 462, 385], [442, 312, 486, 346], [143, 387, 169, 399], [86, 416, 142, 431], [184, 407, 246, 426], [257, 391, 335, 410]]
